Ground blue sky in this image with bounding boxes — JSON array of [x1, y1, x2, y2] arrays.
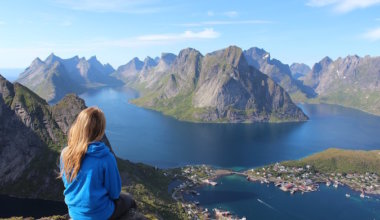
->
[[0, 0, 380, 70]]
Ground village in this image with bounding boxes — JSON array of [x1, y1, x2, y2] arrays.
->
[[245, 163, 380, 198], [169, 165, 246, 220], [167, 162, 380, 219]]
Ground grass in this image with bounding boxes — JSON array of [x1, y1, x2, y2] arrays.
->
[[282, 148, 380, 175]]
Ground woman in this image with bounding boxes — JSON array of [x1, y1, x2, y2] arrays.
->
[[60, 107, 136, 219]]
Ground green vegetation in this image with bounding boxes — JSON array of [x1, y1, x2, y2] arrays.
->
[[131, 90, 206, 122], [117, 159, 188, 219], [282, 148, 380, 175]]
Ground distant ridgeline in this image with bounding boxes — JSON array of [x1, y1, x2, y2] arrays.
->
[[0, 75, 187, 219], [12, 45, 380, 121]]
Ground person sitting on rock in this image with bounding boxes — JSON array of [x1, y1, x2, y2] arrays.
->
[[59, 107, 136, 219]]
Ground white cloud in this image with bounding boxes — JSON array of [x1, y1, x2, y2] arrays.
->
[[179, 20, 272, 27], [54, 0, 167, 13], [307, 0, 380, 13], [363, 27, 380, 41], [100, 28, 220, 47], [207, 10, 214, 16], [137, 28, 219, 41], [223, 11, 238, 18]]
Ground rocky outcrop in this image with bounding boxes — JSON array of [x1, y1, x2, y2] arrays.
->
[[51, 94, 86, 134], [0, 74, 66, 199], [131, 46, 308, 123]]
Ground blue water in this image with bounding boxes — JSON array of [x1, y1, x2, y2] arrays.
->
[[185, 175, 380, 220], [80, 88, 380, 219], [81, 88, 380, 169]]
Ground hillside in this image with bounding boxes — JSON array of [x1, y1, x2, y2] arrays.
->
[[283, 148, 380, 175], [0, 75, 186, 219], [130, 46, 308, 123]]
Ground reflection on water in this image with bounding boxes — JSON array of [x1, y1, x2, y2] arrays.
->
[[81, 88, 380, 168]]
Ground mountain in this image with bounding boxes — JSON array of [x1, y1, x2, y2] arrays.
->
[[16, 54, 122, 103], [112, 56, 159, 84], [243, 47, 316, 101], [0, 74, 186, 219], [302, 56, 333, 89], [302, 55, 380, 115], [290, 63, 311, 79], [131, 46, 308, 123], [112, 57, 144, 82]]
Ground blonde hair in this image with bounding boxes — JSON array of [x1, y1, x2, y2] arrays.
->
[[60, 107, 106, 182]]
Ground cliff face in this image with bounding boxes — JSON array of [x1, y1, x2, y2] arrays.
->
[[0, 74, 69, 199], [131, 46, 308, 123]]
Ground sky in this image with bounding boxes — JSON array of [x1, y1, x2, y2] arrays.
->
[[0, 0, 380, 70]]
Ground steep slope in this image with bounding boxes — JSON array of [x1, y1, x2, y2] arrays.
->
[[302, 55, 380, 115], [17, 54, 122, 103], [0, 75, 186, 219], [290, 63, 311, 79], [132, 46, 308, 123], [243, 47, 316, 101]]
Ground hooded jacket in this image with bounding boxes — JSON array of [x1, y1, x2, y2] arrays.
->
[[61, 141, 121, 220]]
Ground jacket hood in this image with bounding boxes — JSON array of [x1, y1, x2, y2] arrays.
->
[[86, 141, 110, 158]]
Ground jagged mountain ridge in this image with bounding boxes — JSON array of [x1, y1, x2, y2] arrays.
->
[[16, 54, 122, 103], [131, 46, 308, 122], [301, 55, 380, 115], [243, 47, 316, 101], [0, 75, 186, 219]]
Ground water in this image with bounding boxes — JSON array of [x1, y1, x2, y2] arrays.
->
[[80, 87, 380, 219], [4, 87, 379, 218], [81, 88, 380, 169], [185, 175, 380, 220]]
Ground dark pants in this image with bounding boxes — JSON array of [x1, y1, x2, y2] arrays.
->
[[109, 193, 137, 220]]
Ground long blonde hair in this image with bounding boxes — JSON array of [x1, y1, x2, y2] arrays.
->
[[60, 107, 106, 182]]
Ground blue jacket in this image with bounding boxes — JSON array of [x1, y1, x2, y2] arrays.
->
[[61, 142, 121, 220]]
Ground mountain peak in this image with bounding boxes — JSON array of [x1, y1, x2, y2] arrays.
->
[[88, 55, 99, 62], [245, 47, 270, 59], [320, 56, 333, 65], [45, 53, 61, 65], [214, 45, 246, 68], [160, 53, 177, 65], [31, 57, 44, 66]]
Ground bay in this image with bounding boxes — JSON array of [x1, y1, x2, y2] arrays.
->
[[81, 88, 380, 169]]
